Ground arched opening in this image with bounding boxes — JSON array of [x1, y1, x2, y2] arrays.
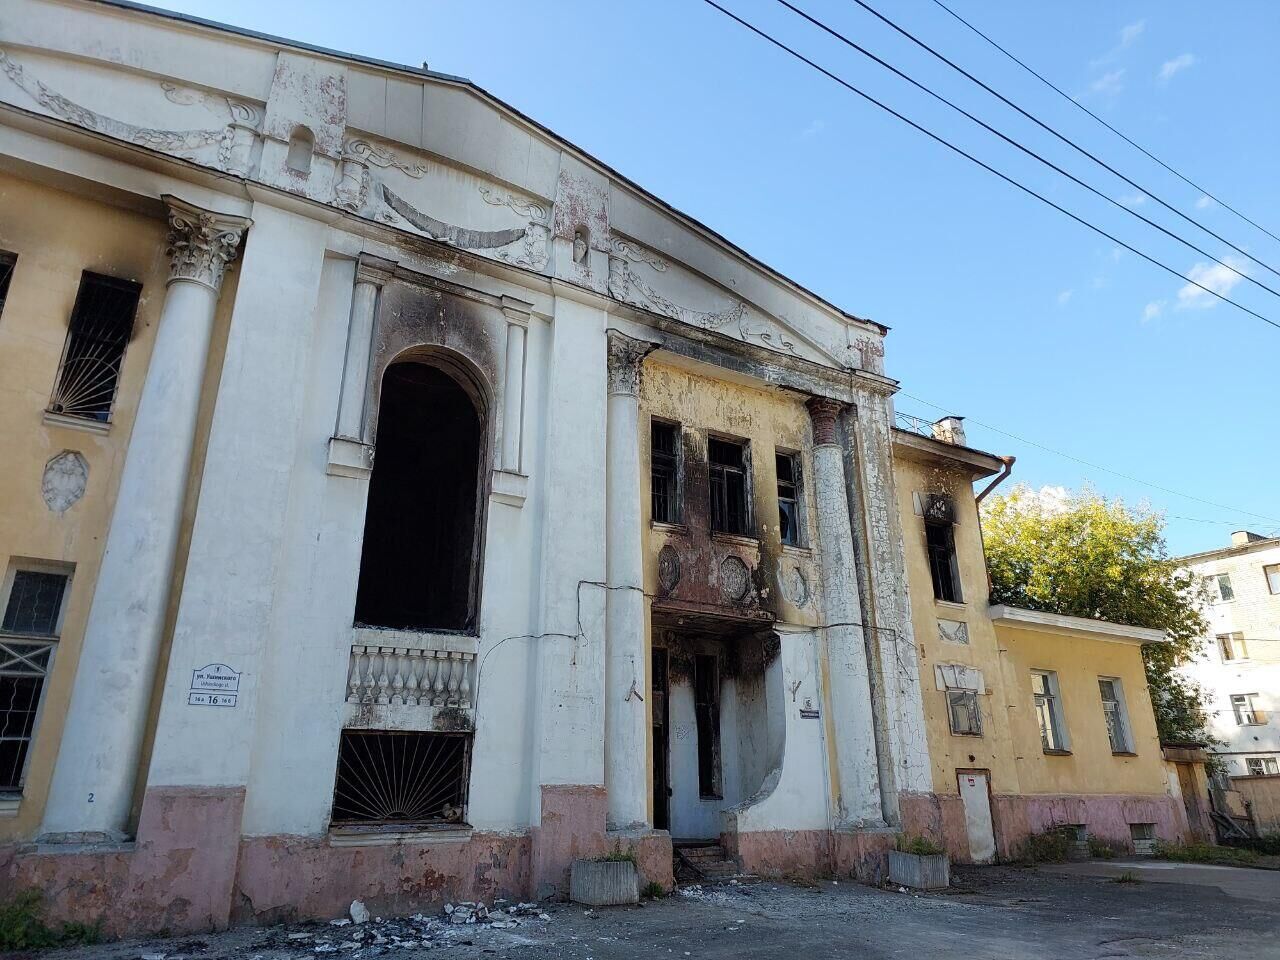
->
[[355, 361, 483, 632], [286, 125, 314, 175]]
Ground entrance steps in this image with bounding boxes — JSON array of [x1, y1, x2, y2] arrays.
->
[[673, 840, 749, 883]]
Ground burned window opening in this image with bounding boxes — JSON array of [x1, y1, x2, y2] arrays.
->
[[0, 251, 15, 320], [925, 520, 962, 603], [709, 437, 749, 537], [776, 451, 801, 546], [693, 653, 722, 799], [331, 729, 470, 826], [48, 272, 141, 422], [651, 419, 681, 525], [355, 363, 482, 633]]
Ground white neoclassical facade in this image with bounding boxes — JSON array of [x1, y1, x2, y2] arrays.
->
[[0, 0, 945, 933]]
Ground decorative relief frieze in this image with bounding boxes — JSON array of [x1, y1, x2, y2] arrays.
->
[[0, 49, 261, 177]]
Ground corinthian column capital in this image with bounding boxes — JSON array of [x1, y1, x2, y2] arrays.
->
[[163, 195, 252, 291], [606, 331, 657, 397]]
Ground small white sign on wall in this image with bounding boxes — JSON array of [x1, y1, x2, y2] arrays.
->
[[188, 663, 241, 707]]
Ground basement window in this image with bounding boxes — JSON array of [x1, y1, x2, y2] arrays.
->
[[946, 688, 982, 737], [331, 730, 470, 827], [48, 272, 141, 423], [694, 654, 722, 799], [1246, 757, 1279, 776], [355, 362, 483, 633], [651, 419, 681, 525], [776, 451, 803, 547], [0, 562, 71, 793], [709, 437, 750, 536]]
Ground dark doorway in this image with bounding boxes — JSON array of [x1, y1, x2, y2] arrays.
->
[[693, 654, 722, 799], [652, 647, 670, 831], [355, 363, 482, 632]]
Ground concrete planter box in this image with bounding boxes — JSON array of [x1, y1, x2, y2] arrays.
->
[[888, 850, 950, 890], [570, 859, 640, 906]]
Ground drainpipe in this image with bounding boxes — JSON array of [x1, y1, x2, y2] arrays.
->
[[975, 456, 1015, 594], [975, 455, 1015, 506]]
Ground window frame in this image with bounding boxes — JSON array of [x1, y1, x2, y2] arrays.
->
[[1231, 693, 1266, 726], [1265, 564, 1280, 596], [775, 449, 805, 548], [925, 518, 963, 603], [1032, 669, 1069, 753], [0, 559, 73, 795], [1213, 573, 1235, 603], [47, 271, 142, 425], [1246, 756, 1279, 776], [649, 417, 683, 526], [707, 434, 753, 538], [1098, 677, 1133, 754], [946, 687, 983, 737], [1217, 632, 1249, 663]]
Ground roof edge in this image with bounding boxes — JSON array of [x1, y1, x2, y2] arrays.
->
[[988, 604, 1168, 645]]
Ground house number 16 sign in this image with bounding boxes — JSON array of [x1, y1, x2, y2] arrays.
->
[[188, 663, 241, 707]]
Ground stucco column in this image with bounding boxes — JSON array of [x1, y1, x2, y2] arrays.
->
[[334, 265, 382, 441], [41, 197, 250, 841], [807, 397, 884, 827], [500, 303, 529, 473], [604, 331, 656, 830]]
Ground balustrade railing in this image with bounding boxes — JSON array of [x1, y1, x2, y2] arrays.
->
[[346, 643, 476, 710]]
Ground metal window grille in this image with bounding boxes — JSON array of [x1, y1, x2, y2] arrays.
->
[[708, 438, 749, 536], [48, 272, 141, 423], [946, 688, 982, 736], [776, 452, 801, 546], [1246, 757, 1278, 776], [0, 252, 15, 319], [651, 420, 681, 524], [0, 570, 67, 791], [331, 730, 470, 826], [925, 520, 961, 603], [1098, 679, 1130, 752]]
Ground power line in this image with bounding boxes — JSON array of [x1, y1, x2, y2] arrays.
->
[[897, 390, 1280, 528], [696, 0, 1280, 331], [772, 0, 1280, 303], [930, 0, 1280, 249], [832, 0, 1280, 284]]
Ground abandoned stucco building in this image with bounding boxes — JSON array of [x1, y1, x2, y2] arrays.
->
[[0, 0, 1199, 934]]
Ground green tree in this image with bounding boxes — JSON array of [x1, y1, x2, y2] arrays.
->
[[981, 485, 1213, 745]]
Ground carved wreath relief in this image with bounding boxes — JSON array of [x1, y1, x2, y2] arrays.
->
[[42, 450, 88, 513]]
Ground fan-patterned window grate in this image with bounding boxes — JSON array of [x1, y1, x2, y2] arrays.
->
[[48, 272, 141, 423], [331, 730, 470, 827], [0, 252, 16, 320]]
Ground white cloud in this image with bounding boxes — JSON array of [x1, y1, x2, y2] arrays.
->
[[1118, 192, 1147, 207], [1143, 300, 1165, 322], [800, 119, 825, 139], [1195, 195, 1215, 210], [1176, 257, 1247, 309], [1089, 69, 1125, 96], [1110, 246, 1125, 262], [1159, 53, 1196, 82], [1120, 20, 1146, 48], [1057, 289, 1073, 305]]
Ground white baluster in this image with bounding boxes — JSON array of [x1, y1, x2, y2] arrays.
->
[[446, 652, 461, 706], [346, 646, 362, 702], [459, 653, 473, 709], [374, 647, 391, 704], [431, 651, 446, 705], [404, 649, 422, 705], [390, 648, 406, 705], [358, 646, 375, 703]]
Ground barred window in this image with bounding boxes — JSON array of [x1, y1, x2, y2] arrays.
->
[[331, 730, 470, 827], [0, 252, 15, 320], [0, 566, 71, 792], [651, 420, 681, 525], [48, 272, 141, 423]]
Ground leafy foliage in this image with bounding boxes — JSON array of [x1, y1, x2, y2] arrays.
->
[[981, 485, 1214, 744], [895, 834, 945, 856], [1020, 825, 1076, 864], [0, 891, 102, 951]]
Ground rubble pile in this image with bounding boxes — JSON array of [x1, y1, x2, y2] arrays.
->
[[244, 898, 552, 956]]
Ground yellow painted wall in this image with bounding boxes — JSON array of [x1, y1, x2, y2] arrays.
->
[[998, 624, 1169, 796], [0, 172, 170, 837], [893, 450, 1020, 796], [639, 358, 820, 628]]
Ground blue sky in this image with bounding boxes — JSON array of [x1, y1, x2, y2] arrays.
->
[[153, 0, 1278, 554]]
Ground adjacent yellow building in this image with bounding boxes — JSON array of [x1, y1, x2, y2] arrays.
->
[[893, 417, 1193, 861]]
